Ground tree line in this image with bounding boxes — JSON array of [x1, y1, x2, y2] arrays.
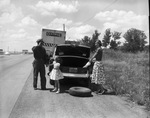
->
[[65, 28, 149, 53]]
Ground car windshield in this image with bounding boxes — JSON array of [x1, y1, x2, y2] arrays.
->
[[55, 45, 90, 58]]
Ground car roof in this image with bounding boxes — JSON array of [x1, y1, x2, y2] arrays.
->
[[57, 44, 90, 49]]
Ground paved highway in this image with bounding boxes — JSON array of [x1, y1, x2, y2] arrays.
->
[[0, 55, 149, 118], [0, 55, 33, 118]]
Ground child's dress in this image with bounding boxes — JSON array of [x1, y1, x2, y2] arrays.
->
[[50, 61, 64, 80]]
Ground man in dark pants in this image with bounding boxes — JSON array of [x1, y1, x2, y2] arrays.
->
[[32, 39, 47, 90]]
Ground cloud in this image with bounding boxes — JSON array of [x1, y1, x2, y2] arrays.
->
[[94, 10, 148, 32], [74, 22, 83, 26], [0, 4, 23, 25], [30, 1, 79, 16], [10, 33, 27, 39], [16, 16, 38, 27], [46, 18, 72, 30], [0, 28, 27, 41], [95, 10, 131, 22], [43, 18, 96, 41], [45, 18, 96, 40], [44, 18, 95, 40], [0, 0, 10, 9], [67, 25, 96, 40], [103, 22, 120, 30], [10, 29, 27, 39], [0, 28, 36, 51], [94, 10, 149, 43], [21, 16, 37, 25]]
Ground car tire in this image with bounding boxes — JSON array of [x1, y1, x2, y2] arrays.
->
[[69, 87, 92, 97]]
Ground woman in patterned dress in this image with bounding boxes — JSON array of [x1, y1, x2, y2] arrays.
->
[[90, 40, 106, 94], [84, 40, 106, 94], [50, 56, 64, 93]]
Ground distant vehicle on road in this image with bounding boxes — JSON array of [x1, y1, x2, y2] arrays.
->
[[52, 44, 91, 86], [0, 49, 4, 55], [22, 50, 28, 54], [4, 51, 10, 55]]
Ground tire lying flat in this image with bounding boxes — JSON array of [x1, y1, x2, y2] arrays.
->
[[69, 87, 92, 97]]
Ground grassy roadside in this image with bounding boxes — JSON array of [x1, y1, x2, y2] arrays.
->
[[92, 49, 149, 110]]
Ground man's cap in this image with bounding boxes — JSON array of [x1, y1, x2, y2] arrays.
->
[[36, 39, 43, 43]]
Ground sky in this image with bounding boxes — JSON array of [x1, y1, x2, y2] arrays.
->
[[0, 0, 149, 52]]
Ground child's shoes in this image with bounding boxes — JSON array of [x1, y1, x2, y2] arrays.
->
[[56, 89, 60, 94], [52, 88, 57, 92]]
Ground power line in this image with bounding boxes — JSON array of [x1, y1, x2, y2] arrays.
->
[[69, 0, 74, 5], [83, 0, 118, 24]]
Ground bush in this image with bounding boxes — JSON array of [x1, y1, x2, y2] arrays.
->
[[100, 49, 149, 110]]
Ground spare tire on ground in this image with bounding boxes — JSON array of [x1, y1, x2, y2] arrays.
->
[[69, 87, 92, 97]]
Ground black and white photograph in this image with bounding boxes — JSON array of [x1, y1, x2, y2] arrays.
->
[[0, 0, 149, 118]]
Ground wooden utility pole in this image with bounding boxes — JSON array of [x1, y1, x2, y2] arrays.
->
[[63, 24, 65, 31]]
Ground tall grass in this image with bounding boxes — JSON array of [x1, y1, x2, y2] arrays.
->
[[101, 49, 149, 110]]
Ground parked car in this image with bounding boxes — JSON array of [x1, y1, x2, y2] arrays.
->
[[51, 44, 91, 86]]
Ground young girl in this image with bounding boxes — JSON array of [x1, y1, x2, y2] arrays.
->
[[49, 56, 64, 93]]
